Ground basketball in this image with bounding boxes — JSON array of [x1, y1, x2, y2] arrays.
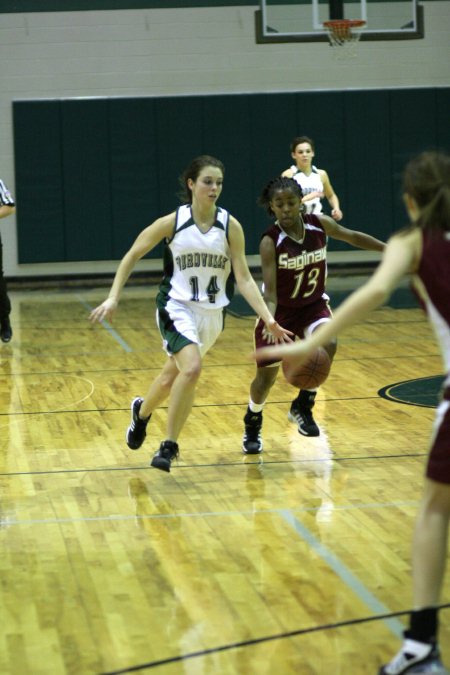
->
[[282, 347, 331, 389]]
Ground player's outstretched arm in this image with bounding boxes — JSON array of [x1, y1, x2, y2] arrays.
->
[[321, 216, 385, 252], [89, 214, 174, 324]]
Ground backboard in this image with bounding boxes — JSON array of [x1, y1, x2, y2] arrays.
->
[[255, 0, 424, 42]]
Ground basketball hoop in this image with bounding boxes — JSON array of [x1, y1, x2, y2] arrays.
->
[[323, 19, 366, 55]]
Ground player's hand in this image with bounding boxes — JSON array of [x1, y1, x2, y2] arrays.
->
[[264, 319, 293, 344], [261, 325, 276, 343], [254, 339, 309, 363], [89, 297, 118, 323], [331, 208, 343, 221]]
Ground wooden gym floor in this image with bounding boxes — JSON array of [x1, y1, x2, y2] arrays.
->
[[0, 283, 449, 675]]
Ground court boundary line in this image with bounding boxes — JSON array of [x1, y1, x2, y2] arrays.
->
[[0, 499, 420, 527], [0, 451, 428, 478], [0, 391, 437, 417], [98, 605, 450, 675], [77, 295, 133, 352], [280, 509, 404, 637]]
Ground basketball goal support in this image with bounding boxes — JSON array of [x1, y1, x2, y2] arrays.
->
[[255, 0, 424, 43], [312, 0, 367, 31]]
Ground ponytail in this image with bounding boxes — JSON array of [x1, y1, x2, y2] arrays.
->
[[403, 152, 450, 232]]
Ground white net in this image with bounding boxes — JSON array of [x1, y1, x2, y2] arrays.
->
[[323, 19, 366, 57]]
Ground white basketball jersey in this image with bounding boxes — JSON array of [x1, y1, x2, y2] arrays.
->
[[290, 165, 324, 214], [158, 204, 233, 309]]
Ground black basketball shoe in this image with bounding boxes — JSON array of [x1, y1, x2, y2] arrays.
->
[[126, 397, 151, 450], [288, 390, 320, 437], [242, 408, 263, 454], [150, 440, 179, 472]]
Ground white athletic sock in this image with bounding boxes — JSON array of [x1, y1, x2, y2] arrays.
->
[[249, 399, 265, 413]]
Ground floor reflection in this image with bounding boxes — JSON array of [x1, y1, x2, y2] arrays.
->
[[286, 424, 335, 526]]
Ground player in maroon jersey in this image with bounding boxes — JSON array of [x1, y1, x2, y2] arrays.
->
[[242, 176, 385, 453], [255, 152, 450, 675]]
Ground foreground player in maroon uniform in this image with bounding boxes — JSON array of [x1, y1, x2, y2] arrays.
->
[[242, 176, 384, 453], [256, 151, 450, 675]]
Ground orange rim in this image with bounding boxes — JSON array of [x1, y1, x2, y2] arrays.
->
[[323, 19, 366, 29]]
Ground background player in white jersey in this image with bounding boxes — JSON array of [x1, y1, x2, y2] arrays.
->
[[89, 155, 292, 472], [282, 135, 343, 221], [243, 176, 384, 454], [256, 151, 450, 675]]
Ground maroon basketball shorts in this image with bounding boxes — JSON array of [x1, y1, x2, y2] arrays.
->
[[254, 297, 332, 367], [426, 385, 450, 484]]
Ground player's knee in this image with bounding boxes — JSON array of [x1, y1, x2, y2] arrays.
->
[[180, 360, 202, 383]]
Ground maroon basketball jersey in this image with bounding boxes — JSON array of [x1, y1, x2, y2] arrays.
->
[[413, 229, 450, 386], [262, 214, 328, 309]]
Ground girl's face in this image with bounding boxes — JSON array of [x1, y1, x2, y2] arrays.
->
[[292, 142, 314, 169], [188, 166, 223, 205], [270, 188, 302, 228]]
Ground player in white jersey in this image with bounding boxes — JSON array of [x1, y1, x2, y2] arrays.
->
[[257, 151, 450, 675], [282, 135, 343, 221], [90, 155, 292, 472], [289, 164, 324, 215], [158, 202, 232, 309]]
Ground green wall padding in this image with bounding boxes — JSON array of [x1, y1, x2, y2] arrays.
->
[[390, 88, 441, 230], [437, 88, 450, 150], [14, 100, 66, 263], [153, 97, 204, 215], [109, 98, 162, 256], [344, 90, 394, 238], [61, 99, 113, 261], [14, 88, 450, 264]]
